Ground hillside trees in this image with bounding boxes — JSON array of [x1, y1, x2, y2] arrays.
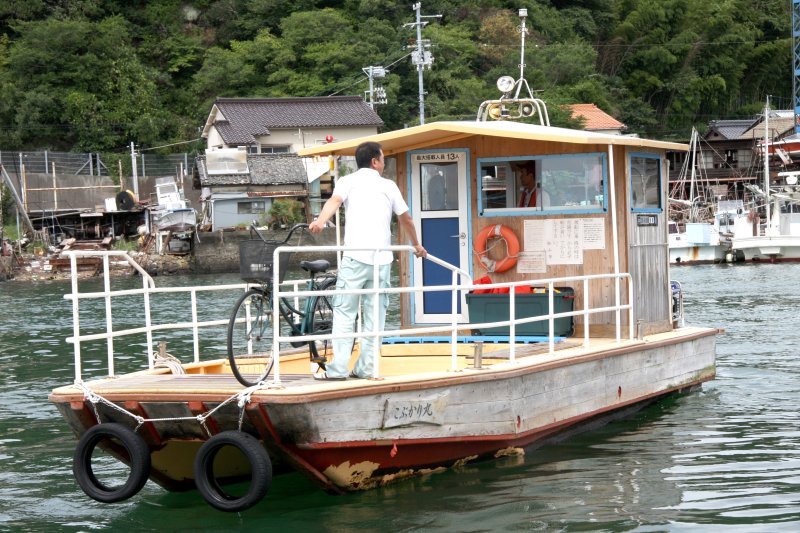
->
[[0, 0, 794, 150]]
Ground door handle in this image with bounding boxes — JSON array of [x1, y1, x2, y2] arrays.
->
[[449, 232, 466, 239]]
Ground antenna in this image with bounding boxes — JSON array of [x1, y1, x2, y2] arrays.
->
[[403, 2, 441, 125], [476, 8, 549, 125]]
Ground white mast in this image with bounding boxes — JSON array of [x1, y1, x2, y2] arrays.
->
[[764, 97, 771, 236]]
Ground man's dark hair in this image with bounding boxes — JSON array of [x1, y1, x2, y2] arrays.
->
[[355, 142, 383, 169]]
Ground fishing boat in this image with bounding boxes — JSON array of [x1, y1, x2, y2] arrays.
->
[[667, 128, 742, 264], [730, 100, 800, 262], [49, 16, 717, 513]]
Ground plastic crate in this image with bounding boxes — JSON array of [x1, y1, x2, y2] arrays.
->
[[466, 287, 575, 336], [238, 240, 291, 284]]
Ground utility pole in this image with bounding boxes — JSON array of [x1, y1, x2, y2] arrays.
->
[[362, 66, 388, 109], [404, 2, 440, 125], [129, 142, 139, 198]]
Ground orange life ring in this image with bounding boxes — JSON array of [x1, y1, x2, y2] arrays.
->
[[474, 224, 520, 273]]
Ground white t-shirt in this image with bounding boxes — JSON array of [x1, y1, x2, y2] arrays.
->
[[333, 167, 409, 265]]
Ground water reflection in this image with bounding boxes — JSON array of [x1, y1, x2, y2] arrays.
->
[[2, 265, 800, 530]]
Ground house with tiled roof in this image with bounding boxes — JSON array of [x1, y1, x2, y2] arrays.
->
[[195, 96, 383, 230], [568, 104, 626, 135], [667, 111, 796, 205]]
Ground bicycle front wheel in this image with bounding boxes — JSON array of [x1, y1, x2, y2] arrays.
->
[[227, 288, 275, 387], [308, 277, 336, 365]]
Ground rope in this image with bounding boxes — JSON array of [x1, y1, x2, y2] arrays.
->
[[75, 379, 277, 434], [153, 350, 186, 375]]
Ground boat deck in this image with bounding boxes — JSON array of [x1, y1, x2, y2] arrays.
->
[[48, 330, 717, 402]]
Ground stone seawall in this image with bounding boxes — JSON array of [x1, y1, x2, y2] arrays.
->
[[139, 227, 340, 277]]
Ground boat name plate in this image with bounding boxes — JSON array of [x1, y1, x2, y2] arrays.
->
[[382, 393, 449, 429], [636, 214, 658, 227]]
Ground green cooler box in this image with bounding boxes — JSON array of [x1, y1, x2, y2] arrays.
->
[[466, 287, 575, 336]]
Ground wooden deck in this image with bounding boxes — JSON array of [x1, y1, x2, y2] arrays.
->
[[49, 332, 699, 402]]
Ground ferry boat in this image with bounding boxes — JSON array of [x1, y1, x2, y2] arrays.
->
[[49, 35, 718, 512]]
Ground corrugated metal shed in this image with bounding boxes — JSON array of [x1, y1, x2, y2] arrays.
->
[[22, 173, 118, 213]]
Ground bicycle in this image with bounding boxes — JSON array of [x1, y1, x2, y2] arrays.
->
[[227, 222, 336, 387]]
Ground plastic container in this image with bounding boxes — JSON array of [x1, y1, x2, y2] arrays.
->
[[238, 240, 291, 284], [466, 287, 575, 336]]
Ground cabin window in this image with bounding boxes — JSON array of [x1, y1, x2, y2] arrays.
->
[[237, 200, 266, 214], [477, 153, 606, 216], [630, 154, 662, 212], [419, 161, 459, 211]]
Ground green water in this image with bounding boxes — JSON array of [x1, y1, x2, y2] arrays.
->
[[2, 265, 800, 531]]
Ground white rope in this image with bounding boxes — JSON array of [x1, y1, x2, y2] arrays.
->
[[76, 380, 274, 433], [153, 350, 186, 375]]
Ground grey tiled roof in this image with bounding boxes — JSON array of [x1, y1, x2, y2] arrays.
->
[[212, 96, 383, 145], [195, 153, 308, 187], [705, 119, 754, 140]]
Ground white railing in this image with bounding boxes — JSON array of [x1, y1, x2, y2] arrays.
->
[[64, 247, 634, 385], [269, 245, 633, 384], [64, 250, 305, 382]]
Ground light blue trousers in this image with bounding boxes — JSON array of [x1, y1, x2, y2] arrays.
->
[[326, 256, 391, 378]]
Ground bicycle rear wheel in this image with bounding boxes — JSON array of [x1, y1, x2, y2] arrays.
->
[[308, 277, 335, 366], [227, 288, 275, 387]]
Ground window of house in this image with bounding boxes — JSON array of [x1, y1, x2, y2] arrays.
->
[[237, 201, 266, 214], [260, 145, 291, 154], [630, 154, 662, 212], [477, 153, 606, 216]]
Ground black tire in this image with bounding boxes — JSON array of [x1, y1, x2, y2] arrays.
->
[[194, 431, 272, 512], [227, 288, 275, 387], [308, 277, 336, 365], [72, 423, 151, 503]]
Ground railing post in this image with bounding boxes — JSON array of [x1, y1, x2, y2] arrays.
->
[[614, 276, 621, 343], [628, 275, 635, 340], [103, 255, 115, 376], [143, 269, 154, 369], [69, 253, 82, 383], [272, 246, 281, 384], [191, 289, 200, 363], [548, 282, 555, 354], [583, 278, 590, 348], [372, 257, 381, 378], [450, 269, 458, 371], [509, 288, 516, 363]]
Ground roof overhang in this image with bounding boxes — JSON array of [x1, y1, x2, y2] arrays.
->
[[297, 120, 688, 157], [201, 104, 221, 139]]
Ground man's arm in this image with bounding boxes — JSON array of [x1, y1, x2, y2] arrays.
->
[[397, 211, 427, 258], [308, 195, 343, 234]]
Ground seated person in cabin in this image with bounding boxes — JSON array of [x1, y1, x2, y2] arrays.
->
[[515, 161, 550, 208]]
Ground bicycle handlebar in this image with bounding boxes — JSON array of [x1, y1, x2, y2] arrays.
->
[[249, 222, 309, 245]]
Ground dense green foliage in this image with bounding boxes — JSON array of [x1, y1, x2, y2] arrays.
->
[[0, 0, 792, 151]]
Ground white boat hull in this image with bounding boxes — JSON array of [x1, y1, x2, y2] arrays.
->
[[731, 235, 800, 262]]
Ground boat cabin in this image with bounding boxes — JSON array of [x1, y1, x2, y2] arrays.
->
[[299, 120, 686, 338]]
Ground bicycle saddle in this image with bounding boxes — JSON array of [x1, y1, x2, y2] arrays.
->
[[300, 259, 330, 273]]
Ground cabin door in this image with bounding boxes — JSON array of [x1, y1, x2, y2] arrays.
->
[[409, 150, 470, 324]]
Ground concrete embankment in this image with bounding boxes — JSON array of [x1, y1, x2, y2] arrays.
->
[[142, 227, 339, 276]]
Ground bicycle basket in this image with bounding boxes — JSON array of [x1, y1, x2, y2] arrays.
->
[[239, 240, 292, 283]]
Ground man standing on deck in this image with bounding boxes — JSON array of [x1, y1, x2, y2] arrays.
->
[[309, 141, 427, 380]]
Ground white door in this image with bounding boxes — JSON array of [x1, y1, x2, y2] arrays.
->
[[409, 150, 471, 324]]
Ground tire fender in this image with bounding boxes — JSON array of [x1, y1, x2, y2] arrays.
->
[[72, 423, 151, 503], [194, 431, 272, 512]]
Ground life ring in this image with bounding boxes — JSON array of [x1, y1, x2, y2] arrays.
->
[[474, 224, 520, 273], [72, 423, 151, 503], [194, 431, 272, 512]]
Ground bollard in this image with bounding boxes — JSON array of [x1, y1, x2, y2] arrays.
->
[[473, 341, 484, 369]]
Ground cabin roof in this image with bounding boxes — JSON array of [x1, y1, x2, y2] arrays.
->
[[297, 120, 687, 157]]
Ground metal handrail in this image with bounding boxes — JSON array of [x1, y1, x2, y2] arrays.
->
[[63, 248, 634, 385]]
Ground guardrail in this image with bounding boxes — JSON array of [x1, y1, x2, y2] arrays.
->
[[64, 247, 634, 385]]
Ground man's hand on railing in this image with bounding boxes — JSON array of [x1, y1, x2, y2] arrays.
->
[[412, 243, 427, 258]]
